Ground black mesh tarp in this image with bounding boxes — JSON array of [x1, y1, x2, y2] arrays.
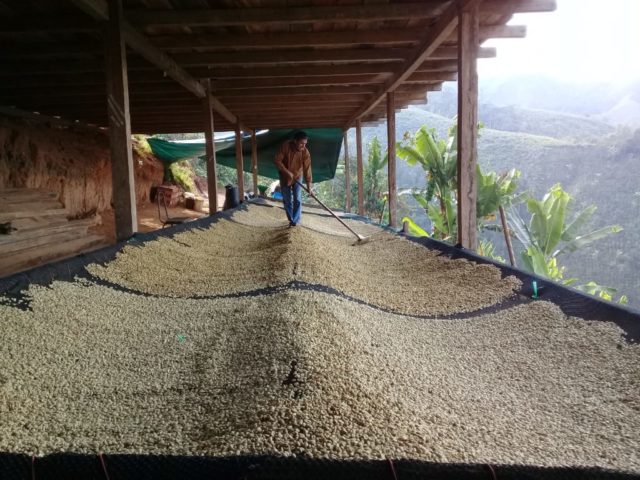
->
[[1, 453, 638, 480]]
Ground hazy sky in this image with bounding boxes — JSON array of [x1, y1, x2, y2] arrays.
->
[[478, 0, 640, 82]]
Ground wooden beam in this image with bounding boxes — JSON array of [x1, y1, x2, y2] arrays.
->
[[126, 3, 448, 27], [214, 73, 450, 90], [190, 64, 398, 79], [344, 130, 351, 213], [165, 46, 474, 69], [220, 105, 359, 113], [216, 86, 376, 97], [105, 0, 136, 241], [149, 25, 525, 51], [3, 2, 549, 36], [406, 72, 458, 83], [251, 130, 258, 198], [457, 1, 480, 250], [0, 42, 103, 59], [446, 24, 526, 43], [482, 0, 557, 14], [386, 91, 397, 229], [69, 0, 204, 95], [243, 115, 352, 125], [226, 121, 343, 130], [415, 60, 460, 73], [356, 119, 364, 216], [2, 93, 198, 107], [0, 58, 452, 79], [235, 123, 245, 203], [0, 58, 183, 76], [347, 0, 466, 124], [0, 60, 106, 76], [217, 94, 371, 105], [0, 15, 99, 33], [1, 83, 202, 97], [174, 49, 409, 66], [0, 106, 105, 132], [203, 79, 219, 216], [151, 29, 420, 50], [68, 0, 239, 127], [428, 46, 495, 60], [32, 96, 434, 128], [0, 72, 179, 89], [395, 84, 442, 93], [211, 74, 383, 90], [123, 26, 205, 98]]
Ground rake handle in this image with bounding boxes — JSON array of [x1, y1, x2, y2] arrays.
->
[[296, 181, 362, 239]]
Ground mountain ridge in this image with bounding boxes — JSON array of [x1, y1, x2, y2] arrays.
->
[[340, 78, 640, 307]]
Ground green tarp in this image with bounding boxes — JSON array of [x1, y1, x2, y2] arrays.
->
[[147, 128, 343, 183], [146, 135, 239, 163]]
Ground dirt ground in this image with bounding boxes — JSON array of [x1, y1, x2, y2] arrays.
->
[[92, 193, 225, 243]]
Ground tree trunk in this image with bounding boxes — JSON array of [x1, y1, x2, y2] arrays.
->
[[499, 205, 517, 267]]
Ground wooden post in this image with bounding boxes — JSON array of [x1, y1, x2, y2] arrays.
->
[[457, 0, 479, 249], [251, 130, 258, 198], [235, 122, 244, 203], [105, 0, 136, 241], [386, 91, 397, 228], [343, 130, 351, 212], [356, 119, 364, 216], [202, 79, 218, 215]]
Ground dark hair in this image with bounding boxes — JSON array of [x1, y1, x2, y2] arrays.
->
[[293, 131, 309, 141]]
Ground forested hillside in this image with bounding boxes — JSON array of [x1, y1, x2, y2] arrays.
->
[[339, 78, 640, 309], [424, 77, 640, 127]]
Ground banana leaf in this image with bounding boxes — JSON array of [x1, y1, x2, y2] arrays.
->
[[402, 217, 430, 237], [543, 188, 569, 254], [561, 204, 597, 241], [554, 225, 623, 256]]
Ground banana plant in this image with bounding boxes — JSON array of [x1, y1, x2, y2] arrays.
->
[[508, 183, 623, 277], [477, 239, 506, 263], [476, 168, 523, 222], [476, 167, 526, 265], [364, 137, 388, 218], [397, 125, 457, 241], [576, 281, 628, 304]]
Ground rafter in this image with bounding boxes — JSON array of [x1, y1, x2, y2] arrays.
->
[[174, 49, 409, 66], [148, 25, 526, 50], [215, 86, 376, 97], [67, 0, 239, 127], [210, 75, 383, 90], [189, 64, 398, 79], [482, 0, 556, 14], [429, 46, 495, 59], [347, 0, 466, 124], [216, 94, 371, 105], [126, 3, 449, 27]]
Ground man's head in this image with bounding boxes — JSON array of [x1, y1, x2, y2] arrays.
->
[[293, 131, 309, 151]]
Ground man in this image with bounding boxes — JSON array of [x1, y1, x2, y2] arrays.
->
[[274, 131, 313, 227]]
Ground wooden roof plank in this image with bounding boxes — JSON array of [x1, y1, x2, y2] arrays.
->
[[174, 49, 409, 66], [148, 25, 526, 50], [346, 0, 466, 125], [215, 85, 377, 97], [126, 3, 449, 28], [67, 0, 240, 127], [482, 0, 556, 14]]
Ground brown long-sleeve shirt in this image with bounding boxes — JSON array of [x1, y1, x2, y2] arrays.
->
[[274, 140, 312, 185]]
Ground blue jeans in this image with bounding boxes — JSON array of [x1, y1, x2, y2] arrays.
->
[[280, 179, 302, 224]]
